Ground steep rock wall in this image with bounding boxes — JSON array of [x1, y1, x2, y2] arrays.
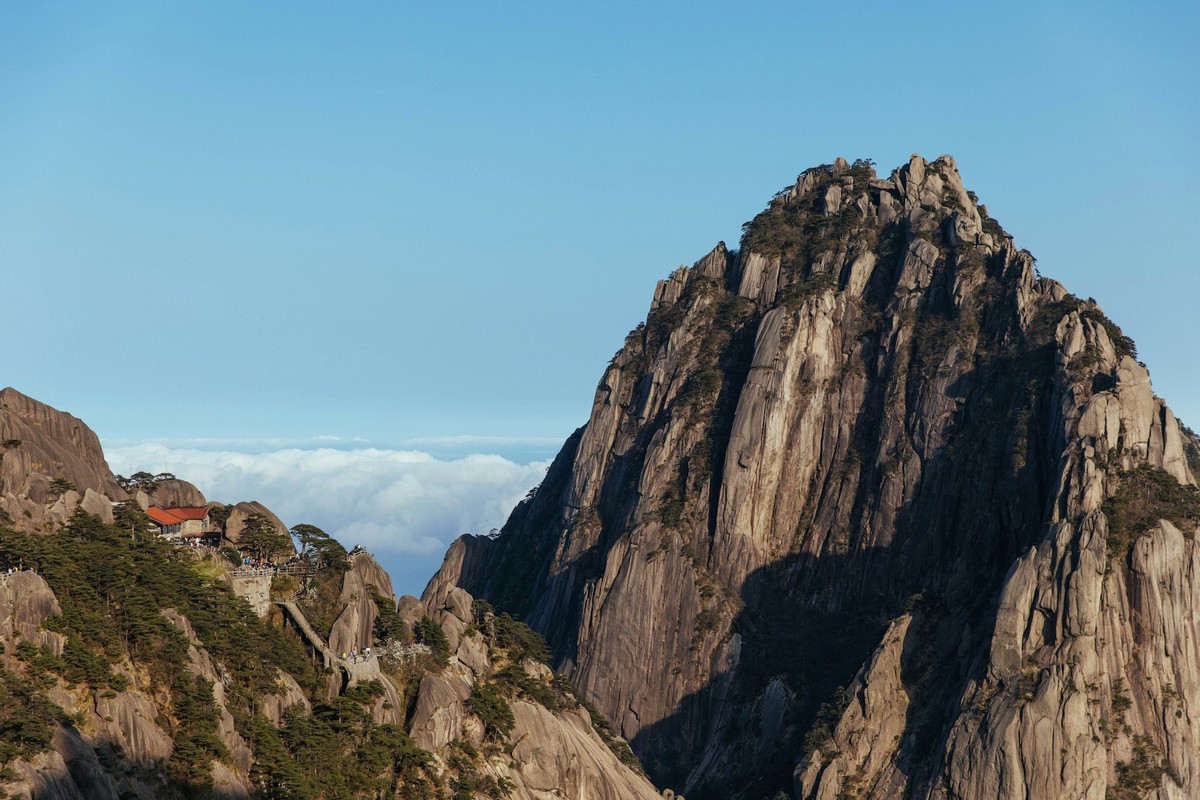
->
[[428, 155, 1200, 799]]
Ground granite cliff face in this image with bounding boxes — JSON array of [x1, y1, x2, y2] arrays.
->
[[428, 155, 1200, 799]]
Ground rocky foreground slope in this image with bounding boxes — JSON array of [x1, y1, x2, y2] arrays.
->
[[0, 557, 656, 799], [428, 155, 1200, 799], [0, 393, 654, 799]]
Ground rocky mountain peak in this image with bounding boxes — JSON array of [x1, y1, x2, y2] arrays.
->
[[428, 155, 1200, 799]]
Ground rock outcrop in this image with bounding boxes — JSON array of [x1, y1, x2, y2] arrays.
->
[[0, 570, 63, 667], [228, 572, 272, 617], [405, 584, 663, 800], [428, 155, 1200, 799], [329, 551, 396, 655], [0, 388, 125, 531], [0, 388, 125, 502], [222, 500, 293, 554], [150, 478, 207, 508]]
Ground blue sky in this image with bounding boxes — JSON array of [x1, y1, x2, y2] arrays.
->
[[3, 3, 1197, 594]]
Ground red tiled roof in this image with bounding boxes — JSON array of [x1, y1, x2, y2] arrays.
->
[[147, 506, 211, 525]]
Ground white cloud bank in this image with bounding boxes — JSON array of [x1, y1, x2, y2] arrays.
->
[[104, 443, 552, 561]]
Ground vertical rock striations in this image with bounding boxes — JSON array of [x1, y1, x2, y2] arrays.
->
[[427, 155, 1200, 799]]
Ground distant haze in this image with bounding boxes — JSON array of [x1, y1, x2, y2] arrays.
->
[[105, 439, 555, 596]]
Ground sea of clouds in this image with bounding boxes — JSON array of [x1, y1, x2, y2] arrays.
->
[[103, 439, 553, 595]]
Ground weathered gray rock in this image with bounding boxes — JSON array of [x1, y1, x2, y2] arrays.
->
[[222, 500, 292, 553], [149, 478, 207, 508], [424, 583, 475, 652], [501, 700, 661, 800], [457, 629, 490, 676], [409, 663, 477, 751], [0, 387, 125, 505], [46, 725, 124, 799], [328, 551, 395, 654], [0, 747, 85, 800], [78, 488, 114, 523], [0, 570, 64, 669], [795, 616, 913, 799], [405, 585, 660, 798], [93, 688, 174, 767]]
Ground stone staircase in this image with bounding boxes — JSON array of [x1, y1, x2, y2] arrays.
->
[[275, 599, 382, 681]]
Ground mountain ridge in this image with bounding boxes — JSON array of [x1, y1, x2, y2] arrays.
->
[[0, 395, 655, 798]]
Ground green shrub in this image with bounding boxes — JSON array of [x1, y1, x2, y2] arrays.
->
[[372, 590, 410, 643], [168, 675, 228, 786], [1080, 305, 1137, 360], [414, 616, 451, 665], [694, 608, 720, 639], [645, 303, 687, 352], [493, 613, 551, 664], [687, 439, 713, 490], [1111, 734, 1166, 800], [1104, 465, 1200, 559], [0, 511, 447, 795], [658, 491, 686, 530], [0, 511, 316, 783], [494, 664, 574, 713], [778, 272, 837, 309], [466, 683, 514, 740], [802, 686, 848, 756], [0, 667, 62, 764]]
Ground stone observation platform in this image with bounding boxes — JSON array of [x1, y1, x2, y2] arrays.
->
[[227, 562, 314, 579], [275, 600, 381, 683]]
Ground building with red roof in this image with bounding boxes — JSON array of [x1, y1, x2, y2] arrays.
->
[[147, 506, 215, 541]]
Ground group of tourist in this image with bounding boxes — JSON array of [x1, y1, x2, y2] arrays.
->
[[2, 565, 28, 580], [235, 553, 309, 573], [339, 646, 374, 664], [181, 537, 219, 549]]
